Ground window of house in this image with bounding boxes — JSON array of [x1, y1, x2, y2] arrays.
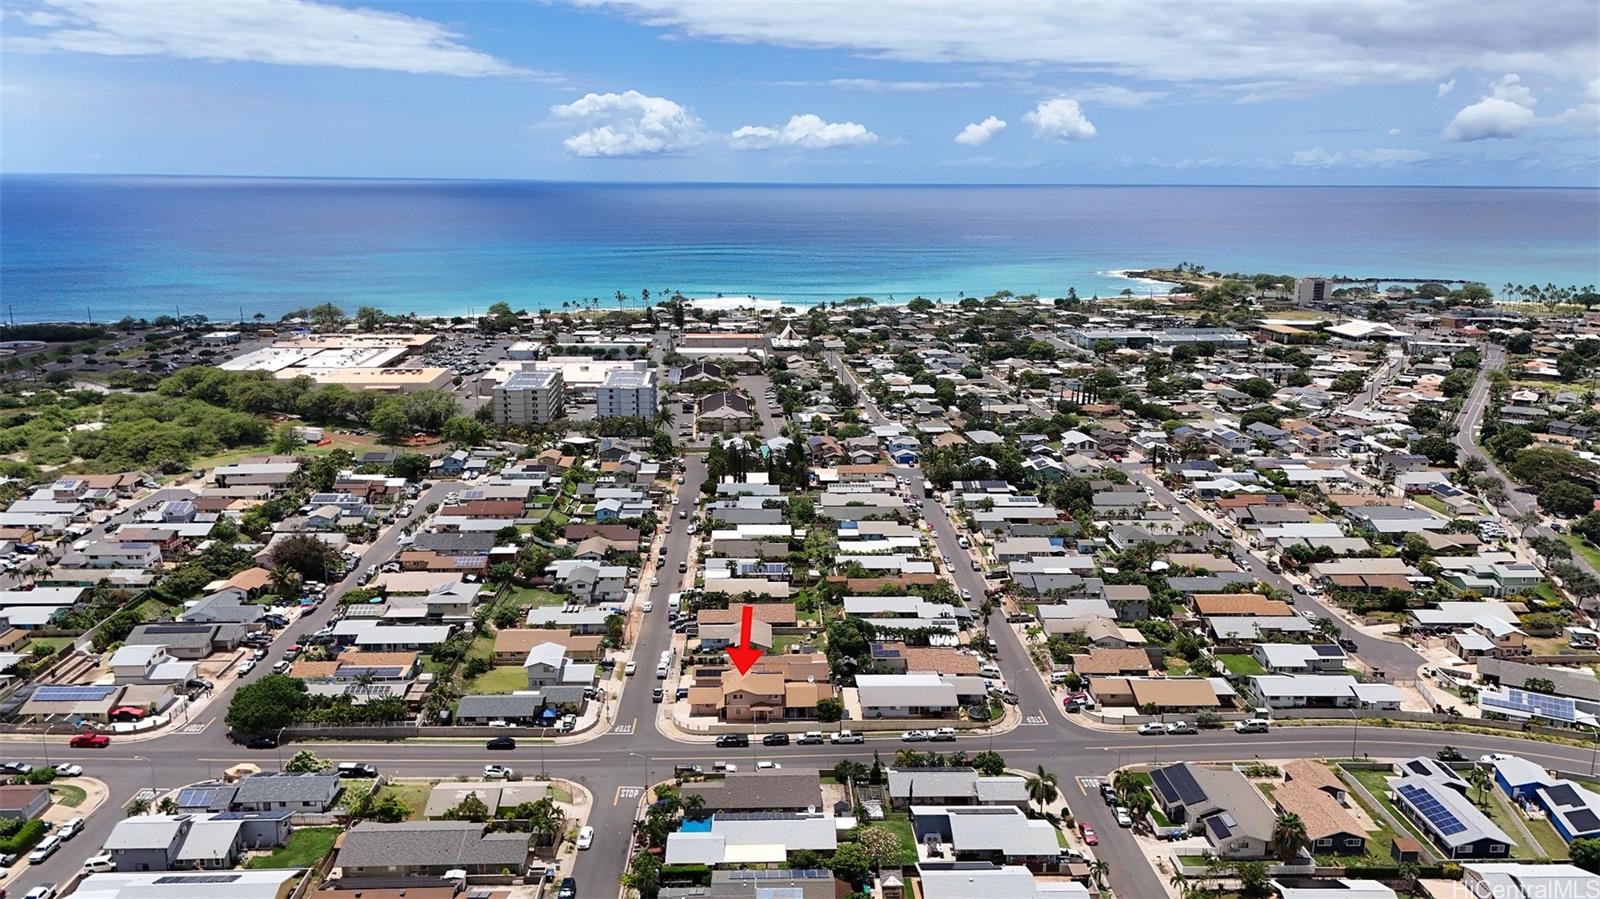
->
[[1490, 844, 1506, 854], [1345, 838, 1362, 847], [1315, 838, 1332, 847]]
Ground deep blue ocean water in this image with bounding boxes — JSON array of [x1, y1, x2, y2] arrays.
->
[[1, 175, 1596, 323]]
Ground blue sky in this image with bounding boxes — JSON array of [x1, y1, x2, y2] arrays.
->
[[3, 0, 1598, 185]]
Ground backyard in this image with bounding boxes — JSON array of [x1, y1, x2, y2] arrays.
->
[[1217, 653, 1265, 676], [246, 827, 340, 868]]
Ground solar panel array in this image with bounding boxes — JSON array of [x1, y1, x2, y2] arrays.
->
[[32, 685, 117, 701], [1397, 783, 1467, 836], [176, 787, 221, 808], [1481, 688, 1579, 723], [152, 875, 242, 884], [728, 870, 832, 881], [1152, 765, 1207, 805], [1547, 784, 1582, 808], [1568, 809, 1600, 834]]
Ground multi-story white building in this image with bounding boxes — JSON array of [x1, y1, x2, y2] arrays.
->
[[596, 369, 658, 419], [492, 370, 564, 426]]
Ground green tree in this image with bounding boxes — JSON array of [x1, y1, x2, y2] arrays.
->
[[815, 696, 845, 722], [443, 792, 490, 822], [622, 852, 662, 898], [369, 398, 411, 442], [270, 533, 341, 581], [441, 415, 490, 447], [1026, 765, 1060, 815], [972, 751, 1006, 777], [1271, 811, 1308, 861], [1411, 435, 1458, 467], [156, 796, 179, 815], [225, 674, 307, 734], [1540, 479, 1596, 517], [828, 842, 872, 888], [1572, 837, 1600, 873], [284, 749, 330, 773], [855, 825, 909, 869]]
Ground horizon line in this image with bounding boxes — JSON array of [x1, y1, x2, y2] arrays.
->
[[2, 171, 1595, 191]]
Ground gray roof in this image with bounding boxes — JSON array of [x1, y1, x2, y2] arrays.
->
[[336, 821, 530, 869], [683, 771, 823, 812], [457, 693, 545, 718], [104, 815, 186, 850], [231, 773, 340, 805], [173, 818, 243, 862]]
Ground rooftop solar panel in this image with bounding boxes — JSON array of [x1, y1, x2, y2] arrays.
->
[[1547, 784, 1582, 808], [176, 787, 220, 807], [1567, 809, 1600, 834], [33, 685, 117, 701], [1482, 688, 1580, 723], [1397, 783, 1467, 836]]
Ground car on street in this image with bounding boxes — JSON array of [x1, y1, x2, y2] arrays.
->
[[1115, 806, 1133, 828], [1078, 823, 1098, 845], [23, 885, 58, 899], [651, 687, 663, 702], [29, 835, 61, 863], [337, 762, 378, 778], [1479, 753, 1513, 764], [576, 826, 594, 850], [1100, 783, 1117, 804], [642, 601, 653, 613], [1234, 718, 1269, 734], [831, 730, 864, 744], [930, 727, 957, 742], [53, 764, 83, 777], [762, 733, 790, 746], [715, 734, 749, 748], [83, 852, 115, 873], [0, 761, 33, 775], [625, 661, 637, 676], [1165, 721, 1198, 735], [245, 735, 278, 749], [486, 736, 516, 750], [57, 819, 83, 840], [901, 730, 929, 742], [558, 878, 578, 899], [237, 659, 256, 675], [797, 731, 825, 745], [68, 733, 109, 748], [1137, 723, 1165, 736]]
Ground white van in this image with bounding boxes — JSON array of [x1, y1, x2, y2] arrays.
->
[[1234, 718, 1270, 734], [957, 536, 970, 549], [668, 592, 682, 613]]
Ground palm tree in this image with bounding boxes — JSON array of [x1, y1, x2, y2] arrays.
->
[[1088, 859, 1110, 892], [1026, 765, 1060, 816], [1169, 869, 1192, 899], [267, 565, 299, 600], [1468, 764, 1493, 805], [1271, 811, 1308, 861]]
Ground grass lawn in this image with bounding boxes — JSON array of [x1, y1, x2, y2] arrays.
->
[[769, 634, 807, 654], [376, 782, 432, 820], [464, 664, 528, 695], [550, 784, 574, 804], [1217, 653, 1265, 676], [133, 598, 170, 621], [335, 779, 376, 813], [871, 816, 919, 858], [1477, 791, 1537, 858], [1122, 772, 1172, 826], [1164, 656, 1191, 676], [50, 783, 87, 808], [507, 586, 567, 609], [246, 827, 340, 868], [1414, 495, 1452, 515], [1534, 583, 1564, 605], [1525, 815, 1570, 859], [1563, 535, 1600, 572], [25, 635, 75, 654], [1341, 766, 1440, 851]]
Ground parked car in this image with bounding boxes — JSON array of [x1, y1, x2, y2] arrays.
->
[[558, 878, 578, 899], [831, 730, 864, 744], [1137, 723, 1165, 736], [1437, 746, 1466, 762], [237, 659, 256, 676], [57, 819, 83, 841], [1100, 783, 1117, 805], [797, 731, 825, 745], [1234, 718, 1270, 734], [29, 835, 60, 863], [245, 735, 278, 750], [625, 661, 637, 676], [901, 730, 930, 742], [486, 736, 516, 750], [337, 762, 378, 778], [715, 734, 749, 748], [83, 852, 115, 873], [1115, 806, 1133, 828], [1078, 823, 1098, 845], [762, 733, 790, 746], [1165, 721, 1198, 735], [68, 733, 109, 749], [930, 727, 957, 742], [576, 826, 594, 850], [23, 885, 58, 899], [651, 688, 663, 703]]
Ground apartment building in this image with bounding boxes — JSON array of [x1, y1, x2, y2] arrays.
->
[[596, 368, 659, 419], [492, 369, 564, 426]]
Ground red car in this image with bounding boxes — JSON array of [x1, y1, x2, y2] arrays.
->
[[1078, 823, 1098, 845], [68, 733, 109, 749]]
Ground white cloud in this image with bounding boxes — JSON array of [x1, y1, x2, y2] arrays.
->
[[954, 116, 1007, 146], [550, 91, 705, 156], [1438, 78, 1456, 97], [1072, 84, 1167, 107], [729, 113, 880, 149], [1292, 146, 1430, 166], [1024, 99, 1097, 141], [1349, 147, 1430, 164], [1291, 147, 1339, 167], [580, 0, 1599, 93], [1443, 74, 1540, 141], [772, 78, 982, 92], [1388, 127, 1403, 135], [7, 0, 538, 77]]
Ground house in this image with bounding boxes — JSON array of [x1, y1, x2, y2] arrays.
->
[[1490, 755, 1600, 844], [230, 772, 340, 813], [455, 693, 554, 726], [885, 768, 1029, 809], [855, 673, 961, 718], [660, 870, 841, 899], [1272, 881, 1395, 899], [1069, 648, 1154, 678], [682, 771, 824, 813], [1390, 757, 1515, 859], [1149, 763, 1276, 859], [521, 642, 596, 693], [665, 812, 836, 866], [102, 815, 191, 872], [546, 559, 627, 604], [1274, 780, 1368, 856], [697, 391, 754, 432], [0, 785, 49, 821], [1252, 643, 1348, 675], [918, 863, 1090, 899], [72, 869, 300, 899], [1461, 863, 1600, 899], [909, 805, 1062, 865], [336, 821, 531, 876], [1087, 676, 1222, 713], [1249, 675, 1402, 710]]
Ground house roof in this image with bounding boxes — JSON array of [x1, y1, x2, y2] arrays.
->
[[682, 771, 823, 811], [1275, 780, 1365, 841], [336, 821, 530, 869], [232, 773, 340, 804]]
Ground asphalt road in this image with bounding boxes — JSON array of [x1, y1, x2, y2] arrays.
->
[[8, 366, 1599, 898]]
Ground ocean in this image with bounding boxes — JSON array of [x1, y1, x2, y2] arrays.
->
[[1, 175, 1596, 324]]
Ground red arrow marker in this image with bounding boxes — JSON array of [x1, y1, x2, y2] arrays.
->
[[726, 604, 764, 675]]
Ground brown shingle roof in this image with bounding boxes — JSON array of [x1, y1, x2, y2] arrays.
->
[[1128, 678, 1220, 708], [1193, 594, 1294, 617], [1275, 780, 1365, 841], [1069, 648, 1153, 676]]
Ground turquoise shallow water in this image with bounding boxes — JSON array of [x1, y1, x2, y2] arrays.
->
[[1, 176, 1596, 323]]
